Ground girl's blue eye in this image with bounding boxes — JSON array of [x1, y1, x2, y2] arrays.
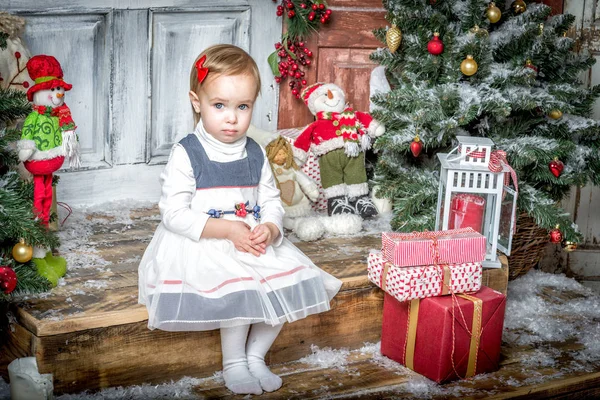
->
[[215, 103, 224, 109], [239, 104, 249, 110]]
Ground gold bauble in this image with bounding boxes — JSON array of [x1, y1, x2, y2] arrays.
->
[[563, 241, 577, 252], [12, 238, 33, 263], [386, 25, 402, 53], [486, 3, 502, 24], [549, 109, 563, 120], [460, 55, 478, 76], [511, 0, 527, 15], [470, 25, 489, 37]]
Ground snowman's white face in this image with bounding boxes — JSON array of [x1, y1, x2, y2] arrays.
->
[[33, 86, 65, 107], [311, 85, 346, 114]]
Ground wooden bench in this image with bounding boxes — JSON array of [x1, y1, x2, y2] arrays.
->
[[0, 207, 509, 395]]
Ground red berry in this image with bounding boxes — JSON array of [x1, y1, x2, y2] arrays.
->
[[319, 4, 325, 9], [306, 59, 312, 65], [301, 3, 307, 8], [289, 81, 295, 87], [289, 45, 295, 51], [287, 2, 294, 8], [277, 5, 283, 10], [292, 88, 299, 95], [275, 42, 282, 49], [295, 72, 301, 78], [302, 79, 307, 85], [307, 50, 313, 57], [276, 10, 283, 16], [300, 71, 305, 76], [288, 10, 295, 17], [320, 16, 326, 23], [299, 41, 305, 47], [292, 63, 298, 70], [22, 81, 29, 88], [15, 52, 21, 59], [325, 9, 332, 15], [308, 12, 315, 21], [287, 56, 293, 62], [275, 77, 281, 83], [312, 4, 318, 10]]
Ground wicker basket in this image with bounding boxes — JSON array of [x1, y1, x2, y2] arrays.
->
[[505, 212, 549, 280]]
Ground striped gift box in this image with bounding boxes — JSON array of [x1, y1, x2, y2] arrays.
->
[[278, 127, 327, 211], [367, 250, 482, 302], [381, 228, 486, 268]]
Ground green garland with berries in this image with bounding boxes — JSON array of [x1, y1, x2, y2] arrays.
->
[[269, 0, 332, 100]]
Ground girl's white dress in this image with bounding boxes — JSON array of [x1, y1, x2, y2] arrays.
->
[[138, 122, 342, 331]]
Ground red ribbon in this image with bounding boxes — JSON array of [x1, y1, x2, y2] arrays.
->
[[195, 55, 209, 83]]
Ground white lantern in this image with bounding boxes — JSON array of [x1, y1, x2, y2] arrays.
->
[[435, 136, 517, 268]]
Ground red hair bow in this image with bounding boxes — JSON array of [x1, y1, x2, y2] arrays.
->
[[195, 55, 209, 83]]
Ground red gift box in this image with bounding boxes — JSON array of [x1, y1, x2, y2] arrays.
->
[[381, 228, 486, 268], [449, 193, 486, 234], [367, 250, 482, 302], [381, 286, 506, 383]]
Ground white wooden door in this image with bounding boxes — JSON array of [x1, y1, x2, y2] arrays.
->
[[6, 0, 280, 204], [563, 0, 600, 291]]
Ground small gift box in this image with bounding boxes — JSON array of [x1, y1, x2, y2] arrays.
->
[[381, 228, 486, 268], [367, 250, 482, 302], [381, 286, 506, 383]]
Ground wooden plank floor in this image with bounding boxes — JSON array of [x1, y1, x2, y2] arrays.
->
[[2, 206, 598, 398]]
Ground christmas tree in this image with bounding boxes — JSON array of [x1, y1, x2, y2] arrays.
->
[[370, 0, 600, 244], [0, 20, 58, 298]]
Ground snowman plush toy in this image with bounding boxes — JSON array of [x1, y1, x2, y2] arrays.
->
[[293, 82, 385, 219], [16, 54, 80, 286]]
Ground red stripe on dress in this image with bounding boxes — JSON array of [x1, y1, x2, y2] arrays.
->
[[148, 265, 310, 294]]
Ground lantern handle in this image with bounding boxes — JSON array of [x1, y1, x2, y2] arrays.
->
[[446, 144, 484, 163]]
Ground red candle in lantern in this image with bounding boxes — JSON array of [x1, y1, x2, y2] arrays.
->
[[448, 193, 486, 234]]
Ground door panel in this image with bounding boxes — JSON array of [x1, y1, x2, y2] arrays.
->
[[23, 13, 111, 168], [317, 48, 377, 113], [150, 9, 251, 164]]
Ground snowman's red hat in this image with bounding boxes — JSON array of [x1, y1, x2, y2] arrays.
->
[[26, 55, 72, 101]]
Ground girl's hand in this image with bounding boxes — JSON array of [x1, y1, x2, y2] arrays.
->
[[227, 221, 264, 257], [249, 223, 280, 255]]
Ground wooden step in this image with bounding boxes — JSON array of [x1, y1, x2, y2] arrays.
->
[[192, 339, 600, 399], [0, 207, 508, 395]]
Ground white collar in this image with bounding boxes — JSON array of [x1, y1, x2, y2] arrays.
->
[[194, 120, 247, 156]]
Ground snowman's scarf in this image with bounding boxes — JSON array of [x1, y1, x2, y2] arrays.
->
[[33, 103, 81, 168], [316, 107, 371, 157]]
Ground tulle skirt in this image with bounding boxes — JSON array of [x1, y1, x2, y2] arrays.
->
[[138, 223, 342, 331]]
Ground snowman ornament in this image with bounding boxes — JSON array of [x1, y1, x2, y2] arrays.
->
[[293, 83, 385, 219], [17, 55, 80, 228]]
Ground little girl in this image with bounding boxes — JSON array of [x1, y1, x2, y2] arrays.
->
[[138, 44, 342, 395]]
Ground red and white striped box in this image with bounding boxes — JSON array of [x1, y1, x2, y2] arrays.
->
[[278, 127, 327, 211], [368, 250, 482, 302], [381, 228, 486, 268]]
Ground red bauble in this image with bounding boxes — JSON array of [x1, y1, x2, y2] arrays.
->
[[427, 33, 444, 56], [0, 266, 17, 294], [549, 158, 564, 178], [410, 136, 423, 157], [549, 226, 563, 243]]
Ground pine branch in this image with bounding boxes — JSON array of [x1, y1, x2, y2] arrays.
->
[[0, 88, 31, 125]]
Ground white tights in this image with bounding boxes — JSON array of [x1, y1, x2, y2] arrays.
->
[[220, 322, 284, 395]]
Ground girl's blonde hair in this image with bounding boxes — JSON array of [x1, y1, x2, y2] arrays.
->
[[190, 44, 261, 124]]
